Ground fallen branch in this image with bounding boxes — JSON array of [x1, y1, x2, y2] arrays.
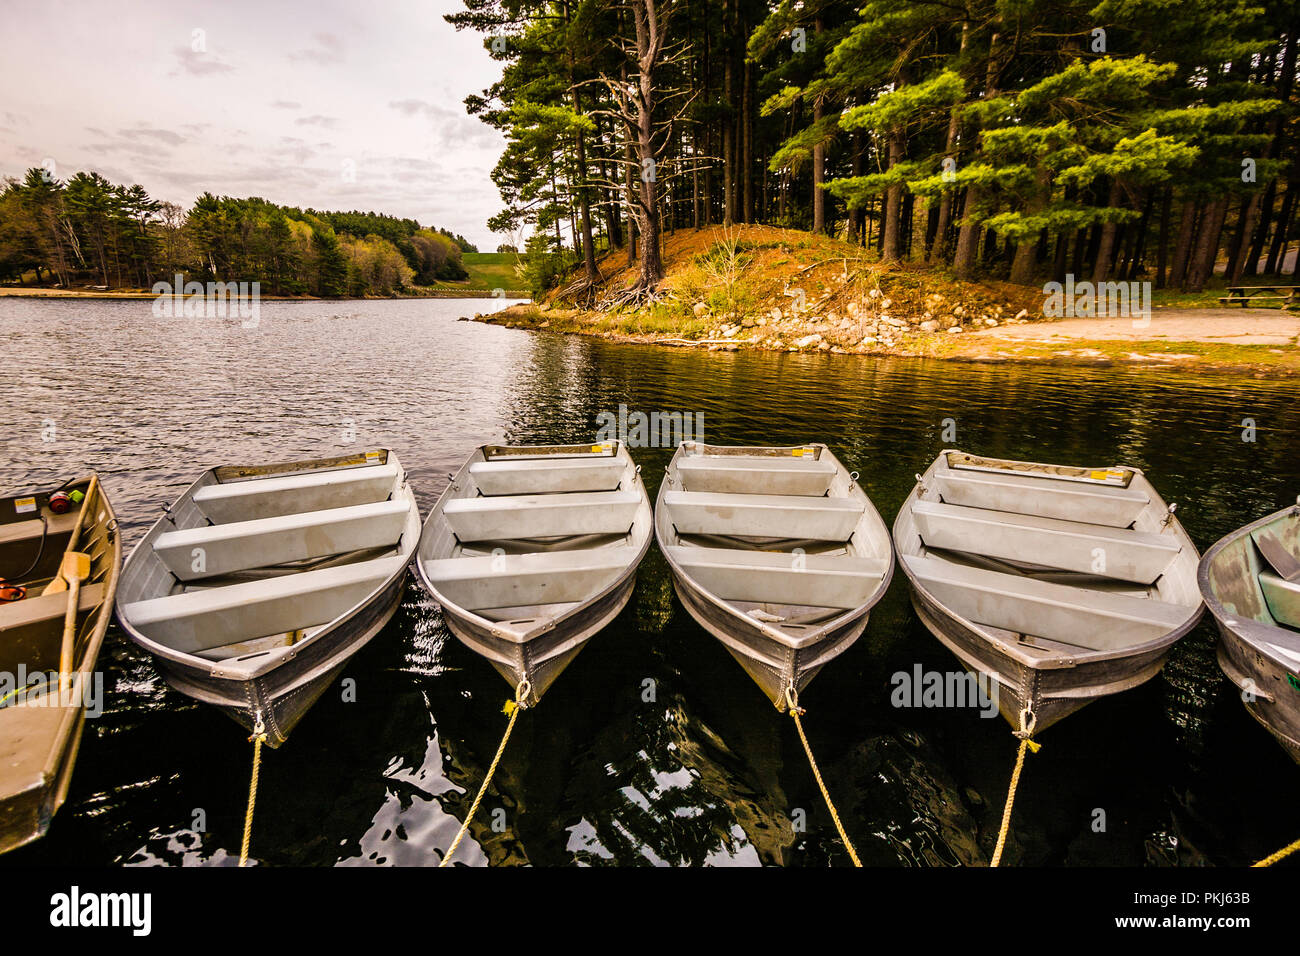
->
[[653, 336, 759, 346]]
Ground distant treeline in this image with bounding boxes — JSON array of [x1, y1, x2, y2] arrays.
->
[[0, 168, 479, 296]]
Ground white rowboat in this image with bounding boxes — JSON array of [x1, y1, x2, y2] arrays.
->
[[416, 441, 652, 705], [115, 450, 420, 746], [655, 442, 893, 710], [894, 450, 1204, 732]]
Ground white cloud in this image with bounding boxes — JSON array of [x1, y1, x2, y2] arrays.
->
[[171, 45, 235, 76], [0, 0, 511, 249]]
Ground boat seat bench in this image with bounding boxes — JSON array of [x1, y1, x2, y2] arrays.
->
[[904, 554, 1197, 652], [0, 583, 106, 672], [666, 545, 886, 609], [912, 499, 1181, 584], [663, 491, 861, 541], [469, 458, 624, 496], [1260, 572, 1300, 630], [0, 510, 80, 548], [935, 469, 1150, 528], [193, 464, 398, 523], [678, 456, 836, 497], [121, 555, 407, 653], [153, 499, 409, 581], [1252, 530, 1300, 582], [445, 490, 639, 542], [424, 547, 637, 610]]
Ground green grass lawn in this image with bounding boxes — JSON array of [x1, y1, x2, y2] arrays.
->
[[1152, 273, 1300, 310], [436, 252, 526, 293]]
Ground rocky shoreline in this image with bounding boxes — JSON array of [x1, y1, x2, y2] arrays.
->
[[475, 300, 1299, 377], [683, 288, 1036, 354]]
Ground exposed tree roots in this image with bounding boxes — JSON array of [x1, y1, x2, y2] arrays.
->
[[595, 278, 663, 310]]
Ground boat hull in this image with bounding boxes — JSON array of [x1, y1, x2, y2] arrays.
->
[[1214, 633, 1300, 763], [147, 569, 407, 747], [671, 575, 870, 710], [906, 586, 1183, 733], [440, 568, 638, 706]]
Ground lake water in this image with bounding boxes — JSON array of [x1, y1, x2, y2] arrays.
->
[[1, 296, 1297, 866]]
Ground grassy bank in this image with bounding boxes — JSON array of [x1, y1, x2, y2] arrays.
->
[[471, 224, 1297, 377], [432, 252, 528, 297]]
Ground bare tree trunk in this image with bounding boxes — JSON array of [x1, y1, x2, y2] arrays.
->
[[742, 58, 754, 223], [1266, 184, 1296, 274], [849, 132, 864, 243], [722, 0, 735, 226], [930, 22, 968, 264], [1246, 26, 1298, 276], [1155, 188, 1171, 287], [1187, 196, 1228, 291], [881, 130, 905, 260], [811, 15, 826, 234], [1225, 197, 1252, 282], [1169, 200, 1198, 288], [1124, 190, 1153, 280], [1011, 167, 1054, 285], [692, 126, 701, 229], [1091, 181, 1124, 283], [954, 31, 999, 277], [632, 0, 666, 287], [572, 94, 599, 282]]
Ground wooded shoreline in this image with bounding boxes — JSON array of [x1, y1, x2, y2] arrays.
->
[[457, 1, 1300, 307]]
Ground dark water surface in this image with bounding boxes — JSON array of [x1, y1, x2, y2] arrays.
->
[[1, 296, 1297, 867]]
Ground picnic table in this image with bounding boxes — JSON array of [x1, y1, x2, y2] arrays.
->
[[1219, 284, 1300, 308]]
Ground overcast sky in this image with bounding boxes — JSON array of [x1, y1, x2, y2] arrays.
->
[[0, 0, 508, 249]]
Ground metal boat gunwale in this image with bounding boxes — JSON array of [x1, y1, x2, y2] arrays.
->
[[115, 450, 419, 682]]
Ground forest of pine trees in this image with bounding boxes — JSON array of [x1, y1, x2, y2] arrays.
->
[[452, 0, 1299, 299], [0, 169, 477, 296]]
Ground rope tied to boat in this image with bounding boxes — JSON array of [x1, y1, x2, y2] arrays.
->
[[990, 707, 1040, 868], [1253, 835, 1300, 867], [439, 678, 531, 868], [784, 686, 861, 867], [239, 716, 268, 867]]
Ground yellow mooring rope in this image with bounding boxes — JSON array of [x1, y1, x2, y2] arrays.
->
[[239, 718, 268, 867], [990, 707, 1040, 868], [785, 686, 861, 867], [1253, 835, 1300, 867], [439, 679, 531, 867]]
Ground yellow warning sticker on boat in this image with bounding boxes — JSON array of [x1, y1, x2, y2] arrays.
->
[[1089, 469, 1125, 482], [14, 497, 36, 514], [591, 444, 604, 454], [365, 450, 382, 463], [792, 447, 816, 458]]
